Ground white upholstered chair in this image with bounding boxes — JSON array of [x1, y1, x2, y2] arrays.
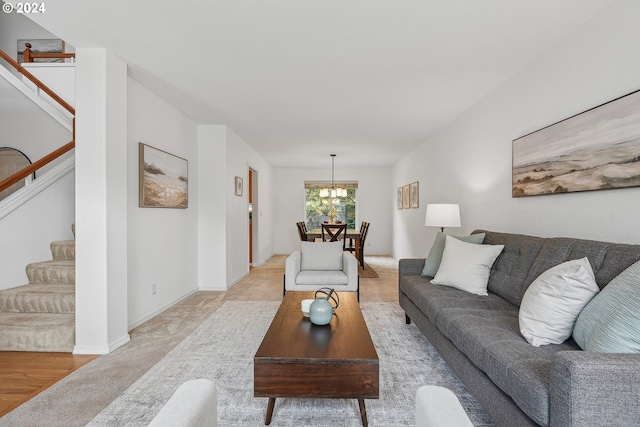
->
[[284, 241, 359, 300], [415, 385, 473, 427]]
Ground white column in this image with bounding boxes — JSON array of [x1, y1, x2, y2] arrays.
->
[[197, 125, 228, 290], [74, 48, 129, 354]]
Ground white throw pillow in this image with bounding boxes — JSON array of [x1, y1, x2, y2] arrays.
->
[[519, 257, 599, 347], [431, 235, 504, 296]]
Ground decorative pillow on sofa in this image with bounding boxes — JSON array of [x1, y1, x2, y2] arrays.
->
[[573, 259, 640, 353], [519, 257, 599, 347], [430, 235, 504, 296], [300, 241, 343, 271], [421, 232, 486, 277]]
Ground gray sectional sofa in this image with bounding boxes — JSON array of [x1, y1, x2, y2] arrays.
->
[[399, 230, 640, 427]]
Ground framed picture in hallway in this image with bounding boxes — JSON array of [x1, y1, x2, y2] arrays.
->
[[139, 143, 188, 208], [402, 184, 410, 209], [513, 88, 640, 197], [397, 187, 403, 209], [235, 176, 243, 196], [410, 181, 419, 208]]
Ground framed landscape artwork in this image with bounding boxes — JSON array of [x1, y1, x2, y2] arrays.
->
[[402, 184, 410, 209], [139, 143, 188, 208], [410, 181, 419, 208], [513, 89, 640, 197], [397, 187, 403, 210]]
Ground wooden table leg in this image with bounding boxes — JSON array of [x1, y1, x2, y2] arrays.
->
[[358, 399, 368, 427], [265, 397, 276, 425]]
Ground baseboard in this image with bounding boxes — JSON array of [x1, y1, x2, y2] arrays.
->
[[226, 271, 249, 290], [72, 333, 131, 355], [127, 289, 199, 331], [109, 334, 131, 352], [73, 344, 111, 355]]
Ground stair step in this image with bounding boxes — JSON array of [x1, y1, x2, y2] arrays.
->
[[26, 260, 75, 285], [51, 240, 75, 260], [0, 312, 74, 352], [0, 284, 75, 314]]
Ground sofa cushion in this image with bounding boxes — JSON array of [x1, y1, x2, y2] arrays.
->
[[300, 241, 343, 271], [519, 257, 599, 347], [400, 276, 516, 331], [431, 236, 504, 296], [573, 259, 640, 353], [296, 270, 348, 286], [421, 232, 485, 277], [436, 306, 578, 427]]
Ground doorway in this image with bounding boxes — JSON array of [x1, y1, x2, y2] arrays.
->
[[248, 168, 258, 267]]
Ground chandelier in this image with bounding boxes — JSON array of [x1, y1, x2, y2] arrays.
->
[[320, 154, 347, 198]]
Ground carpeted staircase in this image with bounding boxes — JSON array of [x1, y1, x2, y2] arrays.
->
[[0, 226, 75, 352]]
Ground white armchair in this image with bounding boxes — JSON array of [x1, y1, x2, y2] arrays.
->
[[284, 241, 360, 300]]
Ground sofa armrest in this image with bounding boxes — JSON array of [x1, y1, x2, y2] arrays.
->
[[284, 251, 301, 291], [342, 251, 359, 287], [399, 258, 426, 276], [551, 351, 640, 427]]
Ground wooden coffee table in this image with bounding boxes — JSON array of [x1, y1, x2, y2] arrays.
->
[[254, 292, 379, 426]]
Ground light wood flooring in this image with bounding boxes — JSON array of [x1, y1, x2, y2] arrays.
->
[[0, 254, 399, 418]]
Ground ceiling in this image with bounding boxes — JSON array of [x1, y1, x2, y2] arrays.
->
[[18, 0, 614, 168]]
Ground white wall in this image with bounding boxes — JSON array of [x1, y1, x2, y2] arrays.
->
[[198, 125, 274, 290], [127, 78, 199, 328], [392, 0, 640, 259], [274, 167, 392, 255], [225, 127, 274, 283]]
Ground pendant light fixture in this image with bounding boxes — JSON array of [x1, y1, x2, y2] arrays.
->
[[320, 154, 345, 198]]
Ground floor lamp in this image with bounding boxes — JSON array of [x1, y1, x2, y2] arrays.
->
[[425, 204, 461, 233]]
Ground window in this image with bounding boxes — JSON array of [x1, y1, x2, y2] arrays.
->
[[304, 181, 357, 230]]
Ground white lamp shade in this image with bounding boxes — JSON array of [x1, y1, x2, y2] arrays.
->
[[425, 204, 461, 228]]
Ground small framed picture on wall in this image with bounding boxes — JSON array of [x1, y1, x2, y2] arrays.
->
[[402, 184, 410, 209], [410, 181, 419, 208], [235, 176, 243, 196], [397, 187, 403, 210]]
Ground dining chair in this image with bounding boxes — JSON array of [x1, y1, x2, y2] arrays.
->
[[321, 223, 347, 250], [296, 222, 309, 242], [355, 221, 370, 269]]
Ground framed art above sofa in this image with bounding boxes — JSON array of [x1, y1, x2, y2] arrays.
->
[[512, 89, 640, 197]]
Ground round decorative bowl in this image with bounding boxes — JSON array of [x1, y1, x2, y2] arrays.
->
[[301, 299, 314, 317]]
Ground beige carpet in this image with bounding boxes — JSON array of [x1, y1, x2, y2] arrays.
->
[[0, 256, 400, 426]]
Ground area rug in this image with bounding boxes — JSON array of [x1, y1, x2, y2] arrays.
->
[[359, 263, 378, 278], [87, 301, 494, 427]]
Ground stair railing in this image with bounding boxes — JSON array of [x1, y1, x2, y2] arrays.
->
[[23, 42, 76, 63], [0, 48, 75, 193]]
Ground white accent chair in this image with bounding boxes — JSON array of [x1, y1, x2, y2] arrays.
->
[[284, 241, 360, 300], [415, 385, 473, 427], [148, 379, 217, 427]]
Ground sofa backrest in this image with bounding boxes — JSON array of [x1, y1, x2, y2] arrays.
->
[[473, 230, 640, 307], [473, 230, 545, 306]]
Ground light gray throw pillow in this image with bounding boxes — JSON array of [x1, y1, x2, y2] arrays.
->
[[421, 232, 485, 277]]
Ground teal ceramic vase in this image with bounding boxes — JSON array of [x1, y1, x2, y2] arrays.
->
[[309, 288, 339, 326]]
